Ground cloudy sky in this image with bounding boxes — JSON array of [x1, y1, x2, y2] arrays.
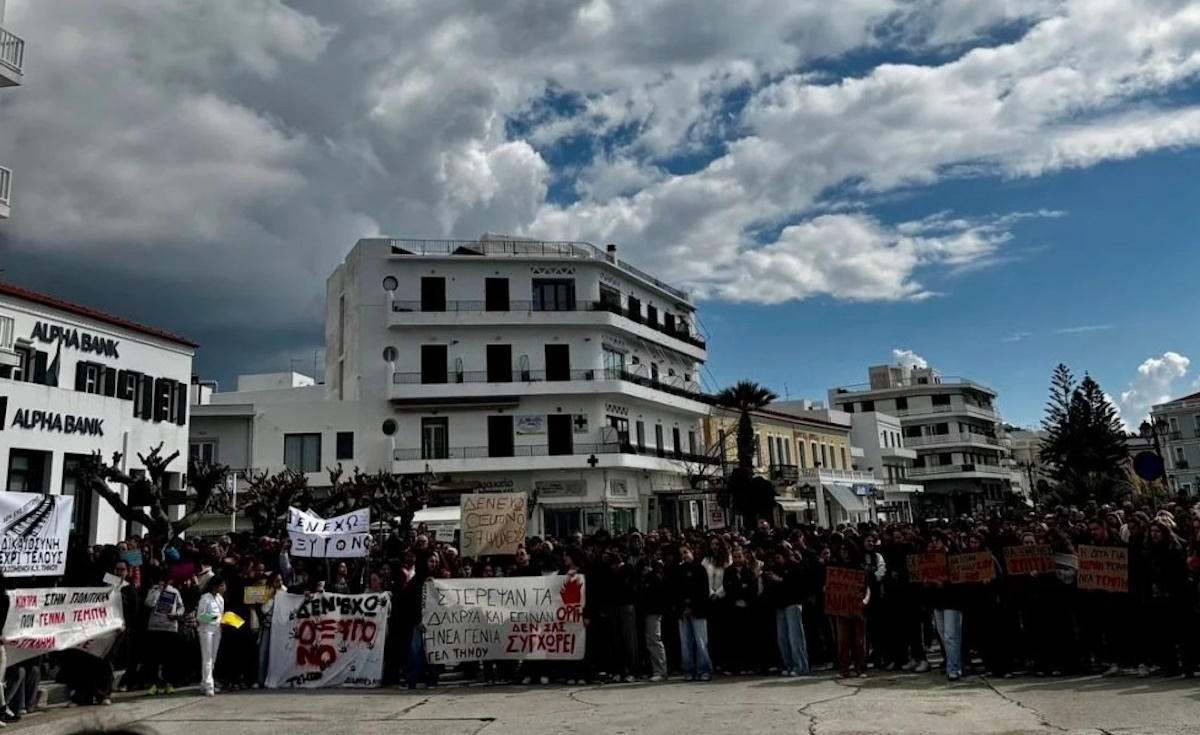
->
[[2, 0, 1200, 428]]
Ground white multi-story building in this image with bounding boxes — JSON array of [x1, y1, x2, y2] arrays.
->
[[1149, 391, 1200, 497], [0, 0, 26, 219], [191, 236, 716, 536], [829, 362, 1012, 517], [0, 282, 197, 543]]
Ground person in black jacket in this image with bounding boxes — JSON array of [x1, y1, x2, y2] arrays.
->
[[668, 545, 712, 681], [605, 552, 639, 682], [762, 544, 810, 676], [634, 558, 668, 681], [721, 546, 759, 675]]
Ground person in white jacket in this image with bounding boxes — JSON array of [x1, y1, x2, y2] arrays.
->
[[197, 577, 226, 697]]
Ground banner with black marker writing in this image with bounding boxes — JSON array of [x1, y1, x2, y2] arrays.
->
[[2, 587, 125, 665], [0, 492, 74, 576], [422, 576, 586, 665], [286, 507, 370, 558], [265, 591, 391, 688]]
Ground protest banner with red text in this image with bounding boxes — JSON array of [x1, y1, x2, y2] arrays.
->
[[1003, 545, 1055, 576], [824, 566, 867, 618], [1076, 546, 1129, 592], [948, 552, 996, 584], [907, 553, 949, 584], [2, 587, 124, 666], [422, 576, 586, 665], [265, 591, 391, 689]]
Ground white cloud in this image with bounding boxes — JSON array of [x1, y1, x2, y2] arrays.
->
[[892, 349, 929, 370], [1056, 324, 1113, 334], [1119, 351, 1192, 423]]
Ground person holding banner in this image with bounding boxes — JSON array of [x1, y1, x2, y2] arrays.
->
[[827, 542, 870, 678], [197, 577, 227, 697], [926, 533, 965, 682]]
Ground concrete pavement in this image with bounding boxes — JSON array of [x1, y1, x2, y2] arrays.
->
[[6, 672, 1197, 735]]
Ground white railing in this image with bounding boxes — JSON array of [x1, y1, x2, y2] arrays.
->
[[0, 166, 10, 209], [0, 25, 23, 77], [894, 403, 999, 421], [0, 314, 14, 351], [797, 467, 878, 484], [908, 463, 1011, 478], [904, 432, 1002, 448]]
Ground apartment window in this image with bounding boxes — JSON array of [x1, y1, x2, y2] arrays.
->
[[134, 375, 152, 420], [531, 279, 576, 311], [645, 304, 659, 327], [1174, 446, 1185, 463], [189, 441, 216, 466], [783, 438, 791, 464], [755, 436, 763, 467], [840, 447, 847, 470], [422, 418, 450, 460], [636, 421, 646, 450], [79, 362, 102, 394], [932, 394, 951, 406], [895, 396, 908, 410], [768, 436, 777, 465], [672, 428, 682, 459], [797, 440, 806, 468], [650, 363, 659, 382], [811, 442, 819, 466], [861, 400, 875, 412], [608, 416, 630, 445], [688, 431, 697, 455], [654, 425, 665, 456], [938, 453, 953, 466], [7, 450, 49, 494], [3, 345, 31, 382], [284, 433, 322, 473], [336, 431, 355, 460]]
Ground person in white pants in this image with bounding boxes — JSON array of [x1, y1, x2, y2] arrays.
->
[[197, 578, 227, 697]]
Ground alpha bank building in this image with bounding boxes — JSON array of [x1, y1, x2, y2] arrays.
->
[[0, 282, 196, 544]]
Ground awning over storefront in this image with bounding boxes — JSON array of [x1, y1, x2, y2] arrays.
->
[[410, 506, 461, 539], [777, 499, 808, 512], [823, 483, 868, 513]]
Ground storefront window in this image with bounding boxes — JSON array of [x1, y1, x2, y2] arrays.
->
[[583, 510, 605, 534], [610, 508, 634, 534], [61, 454, 94, 535], [543, 509, 580, 538]]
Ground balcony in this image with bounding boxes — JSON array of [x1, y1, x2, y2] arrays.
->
[[389, 366, 713, 410], [389, 298, 706, 357], [796, 467, 879, 484], [907, 463, 1011, 479], [881, 445, 918, 460], [894, 403, 1000, 421], [769, 464, 800, 483], [0, 24, 23, 87], [881, 483, 923, 495], [392, 440, 719, 475], [903, 432, 1003, 450], [1176, 459, 1190, 469], [0, 165, 10, 219], [0, 314, 19, 367]]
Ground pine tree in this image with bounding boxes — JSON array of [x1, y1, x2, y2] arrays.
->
[[1039, 364, 1076, 483], [1039, 366, 1129, 504]]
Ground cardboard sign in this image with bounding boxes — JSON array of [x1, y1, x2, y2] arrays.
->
[[422, 576, 586, 665], [244, 584, 270, 606], [1076, 545, 1128, 593], [121, 549, 144, 568], [906, 553, 949, 584], [1003, 545, 1055, 576], [948, 552, 995, 584], [823, 566, 867, 618], [460, 493, 527, 557]]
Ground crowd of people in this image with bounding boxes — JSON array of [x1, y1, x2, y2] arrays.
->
[[2, 496, 1199, 716]]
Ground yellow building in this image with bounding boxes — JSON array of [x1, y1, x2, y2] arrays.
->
[[703, 406, 880, 527]]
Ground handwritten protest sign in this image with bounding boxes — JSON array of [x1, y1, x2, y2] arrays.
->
[[460, 493, 527, 557], [2, 588, 125, 665], [265, 592, 391, 689], [823, 566, 867, 618], [422, 576, 586, 665], [287, 507, 370, 558], [907, 553, 949, 584], [1003, 545, 1055, 576], [1076, 545, 1128, 592], [244, 584, 270, 606], [0, 492, 74, 577], [948, 552, 996, 584]]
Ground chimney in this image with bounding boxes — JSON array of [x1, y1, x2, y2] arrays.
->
[[605, 243, 618, 265]]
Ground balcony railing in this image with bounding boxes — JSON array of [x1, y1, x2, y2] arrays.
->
[[392, 366, 712, 404], [833, 375, 996, 394], [903, 432, 1002, 448], [391, 298, 707, 350], [0, 166, 10, 209], [0, 26, 24, 79], [385, 238, 692, 302], [894, 403, 999, 420], [908, 463, 1010, 478], [0, 314, 15, 351], [769, 464, 800, 482], [796, 467, 877, 483], [394, 441, 719, 465], [1176, 459, 1190, 469]]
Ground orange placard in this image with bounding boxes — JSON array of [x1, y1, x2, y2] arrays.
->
[[948, 552, 995, 584], [906, 553, 949, 584], [1077, 545, 1128, 592], [1003, 545, 1055, 576], [824, 566, 867, 618]]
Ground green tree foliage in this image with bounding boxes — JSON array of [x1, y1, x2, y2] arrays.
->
[[1039, 365, 1130, 504], [716, 380, 778, 469]]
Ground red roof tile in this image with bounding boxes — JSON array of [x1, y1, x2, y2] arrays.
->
[[0, 281, 199, 349], [1169, 390, 1200, 404]]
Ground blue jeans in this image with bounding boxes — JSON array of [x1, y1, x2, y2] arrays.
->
[[933, 608, 963, 678], [775, 605, 810, 674], [258, 628, 271, 687], [678, 617, 712, 677], [406, 628, 440, 688]]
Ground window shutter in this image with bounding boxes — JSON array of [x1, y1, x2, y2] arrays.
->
[[103, 367, 118, 397], [116, 370, 132, 400], [75, 361, 90, 392], [139, 377, 154, 419], [174, 383, 189, 425], [31, 351, 48, 385]]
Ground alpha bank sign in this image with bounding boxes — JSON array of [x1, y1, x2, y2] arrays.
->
[[2, 407, 104, 437], [31, 321, 120, 359]]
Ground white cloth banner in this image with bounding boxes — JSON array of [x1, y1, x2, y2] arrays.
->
[[0, 492, 75, 577], [287, 507, 370, 558], [422, 576, 586, 665], [2, 587, 125, 665], [265, 591, 390, 689]]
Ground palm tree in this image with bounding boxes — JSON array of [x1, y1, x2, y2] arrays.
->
[[716, 380, 778, 469]]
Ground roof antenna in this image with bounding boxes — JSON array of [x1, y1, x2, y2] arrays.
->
[[783, 381, 790, 399]]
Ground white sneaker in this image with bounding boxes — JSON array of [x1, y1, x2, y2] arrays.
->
[[914, 661, 931, 673], [539, 676, 551, 685], [649, 675, 665, 682], [901, 660, 917, 671], [1137, 664, 1151, 678], [521, 676, 534, 685], [1103, 664, 1121, 677]]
